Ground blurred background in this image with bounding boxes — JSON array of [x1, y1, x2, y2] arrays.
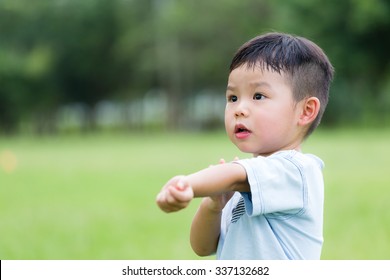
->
[[1, 0, 390, 133], [1, 0, 389, 259]]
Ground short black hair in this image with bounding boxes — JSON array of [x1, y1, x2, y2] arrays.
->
[[230, 32, 334, 136]]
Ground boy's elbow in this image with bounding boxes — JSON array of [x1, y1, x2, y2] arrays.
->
[[191, 245, 215, 257], [190, 237, 216, 257], [190, 237, 217, 257]]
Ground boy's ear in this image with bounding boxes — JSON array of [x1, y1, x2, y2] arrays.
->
[[298, 97, 320, 126]]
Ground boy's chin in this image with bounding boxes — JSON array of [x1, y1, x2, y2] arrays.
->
[[234, 143, 257, 155], [235, 144, 273, 157]]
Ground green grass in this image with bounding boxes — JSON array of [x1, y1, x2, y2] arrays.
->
[[0, 129, 389, 259]]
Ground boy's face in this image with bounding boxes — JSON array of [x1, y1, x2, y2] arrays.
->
[[225, 64, 305, 157]]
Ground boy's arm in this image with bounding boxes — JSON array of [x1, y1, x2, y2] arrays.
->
[[190, 192, 233, 256], [189, 163, 247, 256], [156, 162, 249, 256], [156, 163, 249, 213], [189, 162, 249, 196], [189, 160, 246, 256]]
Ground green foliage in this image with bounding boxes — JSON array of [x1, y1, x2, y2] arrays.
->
[[0, 129, 389, 259], [1, 0, 390, 132]]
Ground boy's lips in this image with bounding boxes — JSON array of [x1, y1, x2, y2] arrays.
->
[[234, 124, 251, 139]]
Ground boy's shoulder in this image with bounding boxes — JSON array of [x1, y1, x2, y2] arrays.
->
[[236, 150, 324, 176], [270, 150, 324, 169]]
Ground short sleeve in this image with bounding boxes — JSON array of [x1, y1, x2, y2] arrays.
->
[[235, 151, 306, 217]]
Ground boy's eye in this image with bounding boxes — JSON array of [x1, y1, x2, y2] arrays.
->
[[228, 95, 238, 102], [253, 93, 265, 100]]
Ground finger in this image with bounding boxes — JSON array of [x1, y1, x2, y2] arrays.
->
[[156, 191, 173, 212], [164, 196, 189, 212], [166, 187, 191, 207], [175, 179, 186, 190], [219, 158, 226, 164], [163, 175, 185, 189], [167, 201, 189, 211], [157, 191, 186, 213], [169, 185, 193, 202], [166, 188, 179, 205], [163, 203, 188, 213], [156, 190, 166, 205]]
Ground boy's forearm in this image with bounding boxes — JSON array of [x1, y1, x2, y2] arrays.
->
[[186, 163, 249, 197], [190, 197, 222, 256], [156, 162, 248, 214]]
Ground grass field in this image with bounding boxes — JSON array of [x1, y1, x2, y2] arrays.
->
[[0, 128, 389, 259]]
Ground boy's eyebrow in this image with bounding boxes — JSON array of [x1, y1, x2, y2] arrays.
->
[[251, 81, 272, 88], [226, 85, 235, 91], [226, 82, 273, 91]]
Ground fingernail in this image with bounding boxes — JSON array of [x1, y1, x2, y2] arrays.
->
[[177, 180, 184, 189]]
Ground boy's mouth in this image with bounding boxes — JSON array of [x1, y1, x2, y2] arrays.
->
[[234, 124, 251, 139]]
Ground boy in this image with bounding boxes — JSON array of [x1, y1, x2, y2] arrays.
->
[[156, 32, 334, 259]]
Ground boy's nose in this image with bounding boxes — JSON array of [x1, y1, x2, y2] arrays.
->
[[234, 102, 249, 117]]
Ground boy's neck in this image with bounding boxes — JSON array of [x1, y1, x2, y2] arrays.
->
[[253, 144, 302, 157]]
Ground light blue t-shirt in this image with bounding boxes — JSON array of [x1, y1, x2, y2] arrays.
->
[[216, 150, 324, 260]]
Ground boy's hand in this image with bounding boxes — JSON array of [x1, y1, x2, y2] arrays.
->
[[156, 176, 194, 213]]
